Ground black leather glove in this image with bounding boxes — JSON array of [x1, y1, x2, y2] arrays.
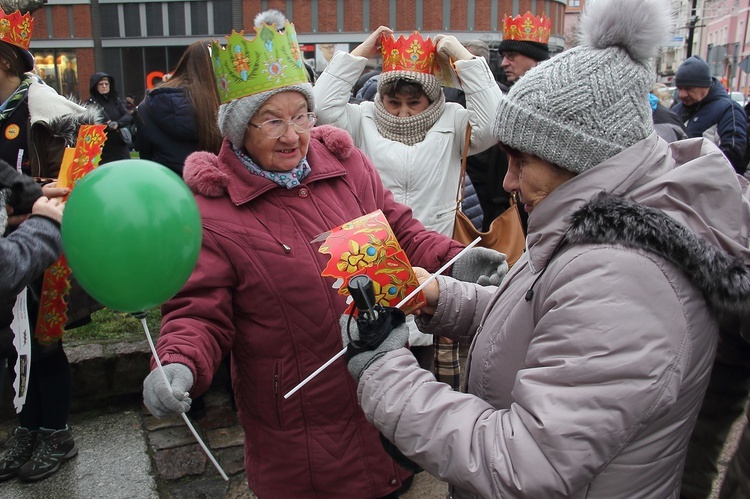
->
[[340, 307, 408, 382]]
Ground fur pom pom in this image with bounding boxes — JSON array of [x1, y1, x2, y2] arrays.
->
[[579, 0, 674, 62], [310, 125, 354, 160], [254, 9, 287, 29], [183, 151, 230, 198]]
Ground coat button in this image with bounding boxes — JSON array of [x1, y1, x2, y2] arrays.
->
[[298, 188, 308, 198], [389, 477, 397, 486]]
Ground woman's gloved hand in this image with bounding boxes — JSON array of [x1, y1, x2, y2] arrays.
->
[[434, 35, 474, 61], [451, 247, 508, 286], [340, 312, 409, 382], [143, 363, 194, 418]]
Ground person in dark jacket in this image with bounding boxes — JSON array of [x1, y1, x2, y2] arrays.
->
[[135, 42, 222, 176], [86, 72, 132, 164], [672, 56, 747, 174], [650, 92, 688, 143]]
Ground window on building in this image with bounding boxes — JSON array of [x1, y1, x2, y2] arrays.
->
[[168, 3, 186, 36], [190, 2, 208, 35], [214, 0, 232, 35], [100, 4, 120, 38], [33, 51, 79, 99], [123, 3, 141, 37], [145, 3, 163, 37], [568, 0, 580, 7]]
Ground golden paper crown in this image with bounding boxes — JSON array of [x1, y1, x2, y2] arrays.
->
[[381, 31, 438, 75], [0, 9, 33, 52], [210, 21, 308, 104], [502, 12, 551, 44]]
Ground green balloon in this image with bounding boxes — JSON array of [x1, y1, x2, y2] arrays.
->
[[62, 159, 202, 313]]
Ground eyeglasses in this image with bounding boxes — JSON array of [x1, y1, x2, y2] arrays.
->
[[249, 112, 317, 139]]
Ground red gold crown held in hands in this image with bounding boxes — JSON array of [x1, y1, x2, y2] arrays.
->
[[381, 31, 438, 74], [502, 11, 552, 44], [0, 9, 33, 51]]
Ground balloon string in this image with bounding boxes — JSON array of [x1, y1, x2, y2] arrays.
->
[[283, 236, 482, 399], [140, 317, 229, 481]]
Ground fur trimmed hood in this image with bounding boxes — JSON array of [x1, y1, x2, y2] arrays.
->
[[184, 124, 354, 197], [28, 81, 105, 147], [563, 192, 750, 322]]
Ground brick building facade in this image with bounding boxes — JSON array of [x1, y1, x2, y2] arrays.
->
[[29, 0, 565, 104]]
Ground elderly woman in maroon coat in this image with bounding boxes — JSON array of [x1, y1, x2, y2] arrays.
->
[[141, 13, 506, 498]]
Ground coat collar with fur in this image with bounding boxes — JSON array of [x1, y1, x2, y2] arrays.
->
[[547, 192, 750, 326]]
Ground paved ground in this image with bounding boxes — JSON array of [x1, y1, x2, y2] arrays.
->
[[0, 401, 157, 499]]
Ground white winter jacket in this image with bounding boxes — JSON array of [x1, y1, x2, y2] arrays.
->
[[314, 52, 504, 346], [314, 51, 503, 237]]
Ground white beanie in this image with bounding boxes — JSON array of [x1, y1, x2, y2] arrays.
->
[[218, 83, 315, 147], [493, 0, 673, 174]]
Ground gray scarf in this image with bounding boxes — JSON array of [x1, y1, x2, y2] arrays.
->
[[373, 93, 445, 145]]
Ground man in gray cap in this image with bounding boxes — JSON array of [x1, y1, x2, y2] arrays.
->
[[672, 55, 748, 173]]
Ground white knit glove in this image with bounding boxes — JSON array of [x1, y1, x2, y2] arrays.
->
[[452, 247, 508, 286], [143, 363, 194, 418], [434, 35, 474, 61]]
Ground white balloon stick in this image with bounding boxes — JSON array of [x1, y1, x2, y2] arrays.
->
[[141, 317, 229, 481]]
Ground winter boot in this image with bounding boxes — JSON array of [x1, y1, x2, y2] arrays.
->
[[0, 427, 37, 480], [17, 426, 77, 482]]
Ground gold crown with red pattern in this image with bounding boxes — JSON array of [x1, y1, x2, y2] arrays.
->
[[381, 31, 438, 75], [0, 8, 33, 52], [502, 12, 551, 44]]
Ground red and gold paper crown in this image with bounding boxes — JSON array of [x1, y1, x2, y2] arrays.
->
[[381, 31, 438, 75], [502, 12, 551, 44], [315, 211, 426, 315], [0, 9, 33, 52]]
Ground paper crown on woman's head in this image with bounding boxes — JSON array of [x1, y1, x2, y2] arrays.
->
[[0, 8, 34, 71], [502, 12, 552, 44], [381, 31, 438, 75], [210, 21, 309, 104]]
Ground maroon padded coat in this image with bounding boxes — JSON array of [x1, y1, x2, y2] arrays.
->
[[157, 125, 464, 498]]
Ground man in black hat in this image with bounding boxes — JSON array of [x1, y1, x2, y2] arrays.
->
[[498, 12, 551, 86]]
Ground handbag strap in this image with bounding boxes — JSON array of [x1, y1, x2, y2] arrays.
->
[[455, 124, 472, 207]]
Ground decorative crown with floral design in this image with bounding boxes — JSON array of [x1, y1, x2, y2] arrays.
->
[[210, 21, 308, 104], [502, 12, 552, 44], [381, 31, 438, 75], [0, 9, 33, 52]]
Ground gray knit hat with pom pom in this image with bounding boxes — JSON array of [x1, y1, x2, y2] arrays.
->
[[493, 0, 673, 174]]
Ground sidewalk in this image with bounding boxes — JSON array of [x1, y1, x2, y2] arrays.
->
[[0, 401, 157, 498]]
